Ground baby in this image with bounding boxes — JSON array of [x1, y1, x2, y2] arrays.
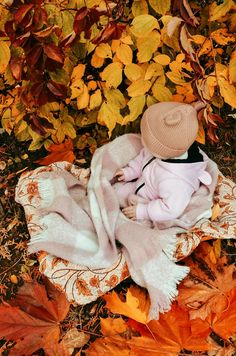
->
[[114, 102, 212, 222]]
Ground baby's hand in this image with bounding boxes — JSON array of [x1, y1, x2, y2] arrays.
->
[[122, 205, 136, 220], [115, 169, 125, 181]]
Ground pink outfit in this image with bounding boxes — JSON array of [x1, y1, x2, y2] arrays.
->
[[117, 148, 212, 222]]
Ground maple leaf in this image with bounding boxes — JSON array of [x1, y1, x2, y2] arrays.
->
[[88, 304, 211, 355], [103, 285, 150, 324], [0, 279, 70, 355], [37, 138, 75, 165], [178, 242, 236, 320]]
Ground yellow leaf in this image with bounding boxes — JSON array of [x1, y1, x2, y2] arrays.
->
[[211, 28, 235, 46], [101, 62, 123, 88], [218, 78, 236, 108], [0, 41, 11, 74], [149, 0, 171, 15], [97, 101, 123, 137], [127, 79, 151, 97], [161, 26, 180, 52], [153, 54, 171, 65], [130, 14, 159, 38], [77, 84, 89, 110], [91, 53, 104, 68], [61, 122, 77, 139], [213, 239, 221, 260], [152, 82, 172, 101], [209, 0, 235, 21], [191, 34, 206, 45], [111, 39, 120, 53], [166, 71, 186, 85], [122, 96, 145, 125], [196, 121, 205, 145], [95, 43, 112, 59], [146, 94, 157, 107], [124, 63, 143, 81], [137, 31, 161, 63], [121, 35, 133, 45], [229, 58, 236, 84], [104, 89, 126, 108], [211, 203, 220, 221], [70, 78, 84, 100], [103, 286, 150, 324], [89, 89, 102, 110], [144, 62, 164, 80], [116, 44, 133, 65], [131, 0, 148, 16], [71, 64, 85, 81]]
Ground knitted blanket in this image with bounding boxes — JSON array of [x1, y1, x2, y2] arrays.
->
[[15, 134, 219, 319]]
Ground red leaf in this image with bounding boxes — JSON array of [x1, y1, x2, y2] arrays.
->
[[37, 139, 76, 165], [73, 7, 103, 36], [25, 114, 46, 136], [26, 43, 43, 67], [5, 20, 16, 42], [73, 7, 89, 35], [14, 4, 34, 25], [43, 43, 64, 64], [47, 80, 67, 98], [92, 22, 126, 45]]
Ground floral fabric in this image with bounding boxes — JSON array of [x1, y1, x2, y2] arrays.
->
[[15, 162, 235, 305]]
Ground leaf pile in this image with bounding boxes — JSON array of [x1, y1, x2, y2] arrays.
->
[[87, 241, 236, 355]]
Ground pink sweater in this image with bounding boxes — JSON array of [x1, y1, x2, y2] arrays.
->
[[122, 148, 212, 222]]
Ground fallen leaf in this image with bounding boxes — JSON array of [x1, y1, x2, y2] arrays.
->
[[37, 138, 75, 165], [178, 242, 236, 320], [103, 285, 150, 324], [62, 328, 90, 354], [100, 317, 128, 336], [0, 280, 70, 355], [211, 203, 221, 221], [209, 0, 235, 22]]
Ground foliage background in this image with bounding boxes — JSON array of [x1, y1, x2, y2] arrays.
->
[[0, 0, 236, 161]]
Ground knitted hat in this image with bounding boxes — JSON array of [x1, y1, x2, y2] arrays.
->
[[140, 102, 199, 159]]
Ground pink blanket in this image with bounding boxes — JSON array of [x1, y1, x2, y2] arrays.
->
[[15, 134, 219, 319]]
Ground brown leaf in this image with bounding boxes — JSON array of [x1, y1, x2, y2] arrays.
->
[[62, 328, 90, 354]]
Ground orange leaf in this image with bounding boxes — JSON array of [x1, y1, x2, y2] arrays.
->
[[0, 280, 70, 355], [191, 289, 236, 340], [100, 317, 128, 336], [178, 242, 236, 320], [37, 138, 75, 165], [103, 285, 150, 324], [88, 304, 211, 355]]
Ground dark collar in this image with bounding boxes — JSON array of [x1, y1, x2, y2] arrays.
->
[[161, 142, 203, 164]]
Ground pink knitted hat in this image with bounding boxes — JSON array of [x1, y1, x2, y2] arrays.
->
[[140, 102, 199, 159]]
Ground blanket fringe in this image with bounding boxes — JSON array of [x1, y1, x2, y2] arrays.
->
[[38, 178, 56, 208]]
